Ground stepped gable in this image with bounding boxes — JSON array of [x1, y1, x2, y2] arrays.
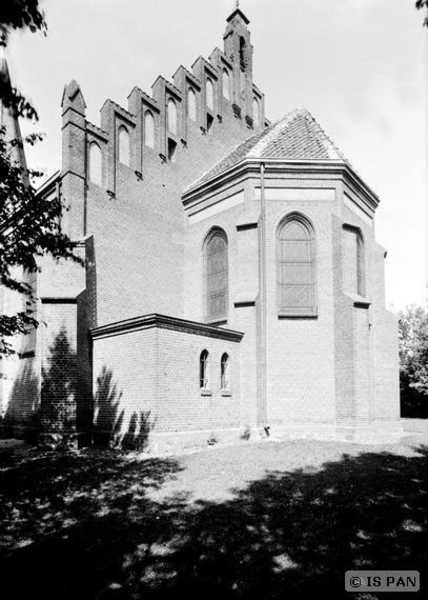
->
[[186, 108, 349, 192], [57, 4, 266, 201]]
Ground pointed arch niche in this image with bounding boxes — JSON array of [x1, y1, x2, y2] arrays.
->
[[188, 87, 197, 121], [144, 110, 155, 148], [89, 142, 102, 186], [222, 69, 230, 100], [118, 125, 130, 166], [167, 98, 177, 135]]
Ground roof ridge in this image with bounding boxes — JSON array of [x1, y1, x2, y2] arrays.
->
[[302, 109, 349, 162], [184, 107, 353, 194], [247, 108, 304, 158]]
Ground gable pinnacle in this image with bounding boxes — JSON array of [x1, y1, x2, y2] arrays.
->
[[226, 3, 250, 25]]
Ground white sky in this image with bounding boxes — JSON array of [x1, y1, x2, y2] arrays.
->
[[6, 0, 428, 311]]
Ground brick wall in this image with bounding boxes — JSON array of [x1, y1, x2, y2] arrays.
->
[[91, 316, 242, 448]]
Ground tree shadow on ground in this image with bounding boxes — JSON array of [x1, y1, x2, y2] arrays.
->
[[0, 445, 427, 599], [0, 448, 182, 599]]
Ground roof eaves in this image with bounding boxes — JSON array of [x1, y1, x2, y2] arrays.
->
[[183, 157, 380, 208]]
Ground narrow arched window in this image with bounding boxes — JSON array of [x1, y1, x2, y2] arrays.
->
[[221, 353, 229, 390], [277, 216, 316, 315], [204, 229, 228, 322], [188, 87, 196, 120], [206, 78, 214, 111], [200, 350, 209, 389], [144, 110, 155, 148], [253, 98, 260, 128], [357, 233, 365, 297], [239, 36, 246, 71], [118, 125, 130, 166], [167, 98, 177, 134], [222, 69, 230, 100], [89, 142, 102, 185]]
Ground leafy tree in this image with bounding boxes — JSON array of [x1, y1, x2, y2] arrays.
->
[[0, 1, 80, 356], [398, 305, 428, 417], [416, 0, 428, 26]]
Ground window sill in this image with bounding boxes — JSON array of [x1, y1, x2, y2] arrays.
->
[[19, 350, 36, 359], [354, 299, 371, 309], [278, 313, 318, 320], [221, 389, 232, 397], [344, 293, 371, 309], [200, 388, 212, 396]]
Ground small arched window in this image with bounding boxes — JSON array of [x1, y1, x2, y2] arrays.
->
[[200, 350, 209, 389], [222, 69, 230, 100], [206, 78, 214, 111], [277, 215, 316, 315], [204, 229, 228, 322], [357, 233, 365, 297], [253, 98, 260, 128], [118, 125, 130, 166], [188, 87, 196, 120], [89, 142, 102, 186], [144, 110, 155, 148], [221, 353, 229, 390]]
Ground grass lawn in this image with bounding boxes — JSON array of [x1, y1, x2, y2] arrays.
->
[[0, 435, 427, 599]]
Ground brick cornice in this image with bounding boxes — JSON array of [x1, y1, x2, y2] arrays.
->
[[91, 313, 244, 342]]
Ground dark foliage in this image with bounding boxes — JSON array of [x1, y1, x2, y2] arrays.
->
[[0, 0, 46, 118], [398, 306, 428, 418], [416, 0, 428, 26], [0, 0, 46, 45], [0, 1, 82, 355], [0, 128, 81, 355]]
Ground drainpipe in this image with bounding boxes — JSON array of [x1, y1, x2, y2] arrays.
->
[[259, 162, 269, 436]]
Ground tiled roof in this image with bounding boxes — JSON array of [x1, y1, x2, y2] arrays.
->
[[186, 107, 348, 192]]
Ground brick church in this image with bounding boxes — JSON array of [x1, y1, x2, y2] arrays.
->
[[0, 6, 400, 449]]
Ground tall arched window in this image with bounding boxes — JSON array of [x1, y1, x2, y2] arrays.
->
[[206, 78, 214, 111], [167, 98, 177, 134], [253, 97, 260, 128], [277, 215, 316, 315], [200, 350, 209, 389], [188, 87, 196, 121], [221, 353, 229, 390], [89, 142, 102, 186], [144, 110, 155, 148], [357, 232, 365, 297], [222, 69, 230, 100], [118, 125, 130, 166], [204, 228, 228, 322]]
